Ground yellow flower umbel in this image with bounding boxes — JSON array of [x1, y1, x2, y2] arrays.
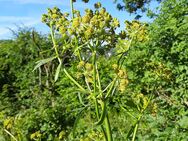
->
[[77, 61, 85, 69], [115, 68, 129, 93], [125, 20, 148, 42], [85, 63, 93, 72], [41, 3, 121, 46], [118, 79, 129, 93]]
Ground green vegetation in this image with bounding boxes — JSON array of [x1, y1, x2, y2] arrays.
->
[[0, 0, 188, 140]]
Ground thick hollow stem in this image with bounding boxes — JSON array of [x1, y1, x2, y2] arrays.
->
[[105, 112, 113, 141], [70, 0, 74, 19], [94, 98, 108, 141], [50, 25, 61, 64], [93, 50, 97, 95], [95, 101, 106, 125], [92, 50, 108, 141], [132, 123, 138, 141]]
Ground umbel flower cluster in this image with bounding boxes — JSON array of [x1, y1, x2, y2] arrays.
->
[[41, 2, 147, 52], [41, 2, 148, 93], [41, 4, 123, 46]]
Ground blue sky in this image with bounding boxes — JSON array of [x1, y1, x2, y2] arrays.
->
[[0, 0, 154, 39]]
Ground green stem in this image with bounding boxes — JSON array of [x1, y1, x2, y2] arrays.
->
[[50, 24, 61, 64], [4, 129, 18, 141], [63, 68, 86, 92], [94, 98, 100, 118], [96, 63, 102, 92], [130, 96, 152, 141], [105, 76, 118, 99], [94, 98, 108, 141], [92, 50, 107, 141], [70, 0, 74, 19], [93, 50, 97, 96], [132, 123, 138, 141], [92, 50, 98, 117], [131, 114, 142, 141], [95, 101, 106, 125], [105, 113, 113, 141], [117, 36, 133, 69], [75, 38, 82, 61]]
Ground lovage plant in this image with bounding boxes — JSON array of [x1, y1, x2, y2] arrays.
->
[[35, 1, 147, 140]]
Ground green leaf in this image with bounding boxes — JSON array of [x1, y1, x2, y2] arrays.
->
[[33, 56, 57, 71], [178, 116, 188, 128], [54, 62, 62, 82]]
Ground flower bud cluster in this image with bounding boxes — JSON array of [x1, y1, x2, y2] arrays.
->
[[151, 102, 158, 116], [94, 2, 102, 9], [84, 63, 93, 83], [77, 61, 85, 69], [118, 69, 129, 93], [118, 79, 129, 93], [125, 20, 148, 42], [41, 3, 120, 44], [77, 61, 93, 83], [117, 69, 127, 78], [112, 64, 129, 93], [133, 93, 149, 111], [115, 39, 130, 54], [41, 7, 70, 36]]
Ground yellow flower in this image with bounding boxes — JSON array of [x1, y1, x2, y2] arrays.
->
[[82, 15, 90, 23], [72, 17, 80, 28], [68, 28, 74, 35], [52, 13, 59, 19], [59, 26, 66, 34], [117, 69, 125, 78], [99, 8, 106, 15], [59, 130, 66, 139], [77, 61, 85, 69], [3, 118, 13, 129], [112, 18, 120, 28], [118, 79, 129, 93], [84, 27, 94, 38], [112, 64, 118, 70], [85, 63, 93, 71]]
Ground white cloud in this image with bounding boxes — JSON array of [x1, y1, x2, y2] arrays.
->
[[0, 15, 40, 24], [0, 16, 41, 39], [0, 27, 13, 39], [0, 28, 10, 36], [0, 16, 35, 22]]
